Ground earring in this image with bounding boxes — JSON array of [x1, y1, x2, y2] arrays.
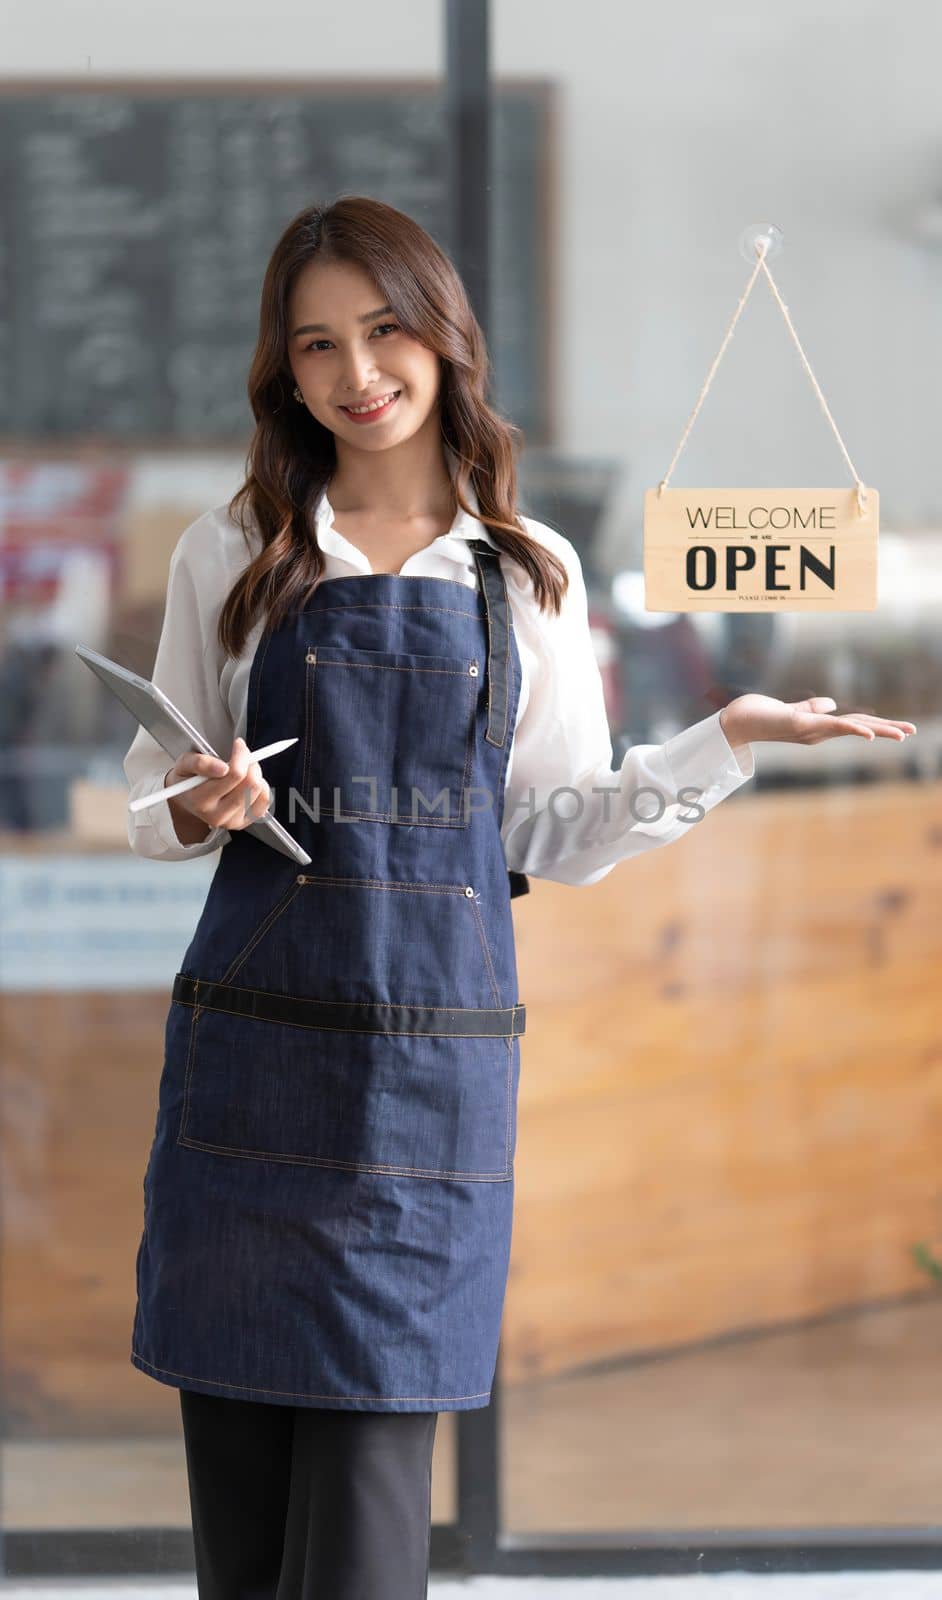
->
[[293, 385, 304, 403]]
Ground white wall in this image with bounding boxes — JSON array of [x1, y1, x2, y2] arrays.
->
[[501, 0, 942, 573], [8, 0, 941, 573]]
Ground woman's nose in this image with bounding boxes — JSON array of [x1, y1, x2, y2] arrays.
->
[[342, 350, 380, 391]]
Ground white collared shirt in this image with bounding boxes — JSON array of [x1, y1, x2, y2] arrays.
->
[[123, 488, 756, 885]]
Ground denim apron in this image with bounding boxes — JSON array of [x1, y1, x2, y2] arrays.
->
[[131, 537, 528, 1411]]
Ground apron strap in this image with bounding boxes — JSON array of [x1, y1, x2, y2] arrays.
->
[[467, 536, 531, 903], [467, 536, 512, 751], [173, 973, 526, 1038]]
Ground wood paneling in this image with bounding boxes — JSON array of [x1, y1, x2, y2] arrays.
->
[[505, 779, 942, 1383]]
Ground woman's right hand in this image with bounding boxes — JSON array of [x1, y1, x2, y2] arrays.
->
[[164, 736, 272, 843]]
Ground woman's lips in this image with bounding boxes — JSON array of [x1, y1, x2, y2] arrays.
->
[[339, 390, 401, 424]]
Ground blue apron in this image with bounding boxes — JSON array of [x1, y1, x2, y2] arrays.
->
[[131, 536, 528, 1411]]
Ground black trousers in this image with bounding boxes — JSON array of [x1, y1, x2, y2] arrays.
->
[[178, 1386, 439, 1600]]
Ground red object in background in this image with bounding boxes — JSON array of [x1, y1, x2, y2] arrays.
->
[[0, 461, 129, 605]]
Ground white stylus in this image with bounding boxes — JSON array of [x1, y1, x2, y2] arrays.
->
[[129, 737, 299, 813]]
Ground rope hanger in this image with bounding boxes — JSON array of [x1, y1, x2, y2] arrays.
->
[[656, 237, 869, 518]]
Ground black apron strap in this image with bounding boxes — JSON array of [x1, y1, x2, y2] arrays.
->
[[468, 536, 512, 751], [173, 973, 526, 1038], [467, 535, 531, 903]]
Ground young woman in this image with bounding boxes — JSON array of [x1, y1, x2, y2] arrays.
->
[[123, 195, 915, 1599]]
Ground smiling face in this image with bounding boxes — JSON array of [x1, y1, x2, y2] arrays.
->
[[286, 256, 442, 452]]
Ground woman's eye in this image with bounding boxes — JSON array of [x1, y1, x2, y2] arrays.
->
[[304, 322, 400, 352]]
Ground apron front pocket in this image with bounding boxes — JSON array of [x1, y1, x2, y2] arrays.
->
[[174, 875, 523, 1180], [176, 998, 517, 1181], [218, 873, 509, 1012], [302, 644, 479, 827]]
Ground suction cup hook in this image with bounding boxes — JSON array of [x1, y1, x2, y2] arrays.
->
[[738, 222, 784, 264]]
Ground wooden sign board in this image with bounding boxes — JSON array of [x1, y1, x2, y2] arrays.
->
[[643, 487, 879, 612]]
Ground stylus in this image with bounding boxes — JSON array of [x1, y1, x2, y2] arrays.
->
[[129, 737, 299, 812]]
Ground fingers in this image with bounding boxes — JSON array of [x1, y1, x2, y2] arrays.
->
[[832, 713, 916, 740], [171, 738, 270, 829], [211, 737, 255, 802], [218, 739, 270, 828], [173, 749, 230, 780], [796, 695, 916, 739], [804, 712, 916, 744], [242, 758, 272, 822]]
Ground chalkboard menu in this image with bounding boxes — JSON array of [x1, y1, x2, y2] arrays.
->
[[0, 80, 553, 445]]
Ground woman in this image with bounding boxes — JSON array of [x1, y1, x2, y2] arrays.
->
[[123, 196, 914, 1600]]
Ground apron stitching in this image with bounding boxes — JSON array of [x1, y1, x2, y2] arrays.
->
[[314, 575, 484, 595], [461, 665, 477, 821], [496, 576, 511, 745], [302, 595, 485, 611], [316, 660, 474, 674], [492, 599, 520, 831], [176, 1136, 510, 1179], [295, 601, 487, 621], [130, 1352, 491, 1403], [221, 881, 305, 985], [301, 810, 468, 826], [177, 1000, 519, 1038], [302, 647, 314, 799], [293, 875, 477, 891], [506, 1029, 514, 1169], [178, 983, 201, 1143], [177, 973, 523, 1015], [466, 897, 501, 1006], [491, 598, 521, 1179]]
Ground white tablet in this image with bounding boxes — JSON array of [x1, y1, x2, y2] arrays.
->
[[75, 644, 312, 867]]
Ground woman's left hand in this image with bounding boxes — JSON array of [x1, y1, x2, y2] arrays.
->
[[719, 694, 917, 748]]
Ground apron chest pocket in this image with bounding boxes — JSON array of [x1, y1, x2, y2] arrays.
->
[[302, 644, 479, 827]]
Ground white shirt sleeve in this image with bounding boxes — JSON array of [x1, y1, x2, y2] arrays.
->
[[122, 513, 236, 862], [500, 526, 756, 886]]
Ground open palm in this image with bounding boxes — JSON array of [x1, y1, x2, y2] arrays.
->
[[720, 693, 917, 747]]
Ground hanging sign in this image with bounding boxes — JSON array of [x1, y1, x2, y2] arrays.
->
[[643, 229, 879, 613], [644, 485, 878, 611]]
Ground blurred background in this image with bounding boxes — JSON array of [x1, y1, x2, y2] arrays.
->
[[2, 0, 942, 1587]]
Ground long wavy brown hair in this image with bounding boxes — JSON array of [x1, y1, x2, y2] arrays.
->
[[219, 195, 568, 657]]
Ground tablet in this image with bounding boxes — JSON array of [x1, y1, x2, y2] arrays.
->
[[75, 643, 312, 866]]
